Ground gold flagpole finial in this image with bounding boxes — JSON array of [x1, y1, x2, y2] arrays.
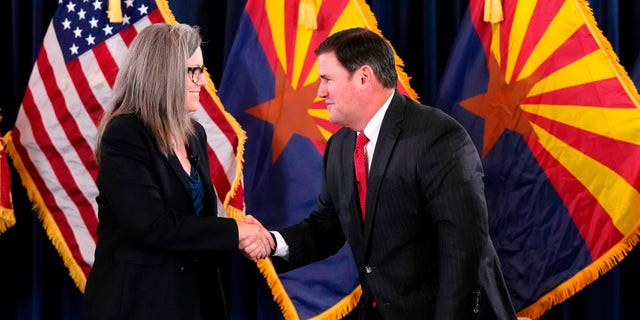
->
[[108, 0, 123, 23], [483, 0, 504, 23], [298, 0, 318, 30]]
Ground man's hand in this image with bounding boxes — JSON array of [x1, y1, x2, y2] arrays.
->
[[237, 215, 274, 260]]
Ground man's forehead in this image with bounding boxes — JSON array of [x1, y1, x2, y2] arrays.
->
[[317, 52, 345, 72]]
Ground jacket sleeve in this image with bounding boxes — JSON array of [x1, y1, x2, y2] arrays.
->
[[418, 110, 488, 319], [272, 133, 347, 272], [96, 116, 239, 252]]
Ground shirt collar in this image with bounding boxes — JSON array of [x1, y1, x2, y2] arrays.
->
[[362, 90, 395, 144]]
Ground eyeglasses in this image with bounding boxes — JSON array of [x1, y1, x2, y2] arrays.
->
[[187, 66, 206, 84]]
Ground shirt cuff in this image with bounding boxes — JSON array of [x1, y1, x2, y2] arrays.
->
[[270, 231, 289, 258]]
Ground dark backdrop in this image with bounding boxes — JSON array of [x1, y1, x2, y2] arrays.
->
[[2, 0, 640, 319]]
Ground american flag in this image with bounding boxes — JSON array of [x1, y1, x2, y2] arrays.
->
[[7, 0, 245, 291]]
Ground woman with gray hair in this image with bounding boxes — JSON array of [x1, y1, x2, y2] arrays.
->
[[84, 23, 273, 320]]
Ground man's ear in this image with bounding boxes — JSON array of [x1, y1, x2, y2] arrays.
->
[[358, 65, 374, 87]]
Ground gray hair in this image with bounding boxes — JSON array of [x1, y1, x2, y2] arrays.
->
[[95, 23, 202, 160]]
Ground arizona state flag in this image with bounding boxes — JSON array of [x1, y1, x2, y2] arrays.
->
[[218, 0, 416, 318], [436, 0, 640, 318]]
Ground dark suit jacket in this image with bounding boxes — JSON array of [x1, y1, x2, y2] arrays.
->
[[272, 92, 517, 320], [84, 114, 238, 320]]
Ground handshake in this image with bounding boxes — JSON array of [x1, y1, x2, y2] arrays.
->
[[237, 215, 275, 261]]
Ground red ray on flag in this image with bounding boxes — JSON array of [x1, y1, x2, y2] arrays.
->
[[220, 0, 417, 318], [243, 0, 416, 159], [438, 0, 640, 318]]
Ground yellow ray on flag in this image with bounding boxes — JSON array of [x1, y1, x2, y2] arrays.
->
[[438, 0, 640, 318], [219, 0, 417, 318]]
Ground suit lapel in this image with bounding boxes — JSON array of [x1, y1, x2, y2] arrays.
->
[[189, 132, 218, 216], [168, 153, 189, 186], [166, 134, 207, 215], [363, 92, 405, 242], [344, 130, 363, 228]]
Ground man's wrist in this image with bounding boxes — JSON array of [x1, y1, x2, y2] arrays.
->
[[269, 232, 277, 256]]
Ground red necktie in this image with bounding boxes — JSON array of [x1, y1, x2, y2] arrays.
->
[[354, 132, 369, 219]]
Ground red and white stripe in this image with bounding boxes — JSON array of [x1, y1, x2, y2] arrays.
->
[[13, 9, 243, 278]]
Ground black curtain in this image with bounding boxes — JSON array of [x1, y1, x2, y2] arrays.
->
[[2, 0, 640, 319]]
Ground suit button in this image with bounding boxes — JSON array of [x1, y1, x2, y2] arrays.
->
[[365, 265, 374, 274], [473, 290, 480, 313]]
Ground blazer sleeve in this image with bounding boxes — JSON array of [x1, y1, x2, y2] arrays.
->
[[418, 110, 489, 318], [96, 115, 239, 252], [271, 133, 347, 272]]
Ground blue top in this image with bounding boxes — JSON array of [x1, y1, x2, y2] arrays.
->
[[188, 166, 204, 215]]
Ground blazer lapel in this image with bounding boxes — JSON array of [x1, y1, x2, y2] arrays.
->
[[363, 92, 405, 243], [344, 130, 364, 227], [167, 151, 191, 192], [188, 133, 218, 216], [166, 134, 206, 214]]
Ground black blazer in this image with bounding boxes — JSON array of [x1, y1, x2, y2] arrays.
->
[[84, 114, 238, 320], [273, 93, 517, 320]]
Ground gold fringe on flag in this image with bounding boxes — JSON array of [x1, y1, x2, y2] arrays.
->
[[257, 259, 300, 319], [156, 0, 248, 215], [168, 1, 417, 319], [108, 0, 123, 23], [255, 257, 363, 320], [516, 0, 640, 318], [355, 0, 419, 102], [518, 225, 640, 319], [4, 131, 87, 290], [309, 286, 362, 320], [0, 206, 14, 233], [298, 0, 318, 30], [0, 134, 14, 233], [483, 0, 504, 23], [257, 1, 419, 318], [156, 0, 174, 24]]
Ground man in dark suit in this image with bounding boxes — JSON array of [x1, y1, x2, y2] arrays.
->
[[243, 27, 517, 320]]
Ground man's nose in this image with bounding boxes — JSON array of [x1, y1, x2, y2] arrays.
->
[[317, 82, 327, 98]]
